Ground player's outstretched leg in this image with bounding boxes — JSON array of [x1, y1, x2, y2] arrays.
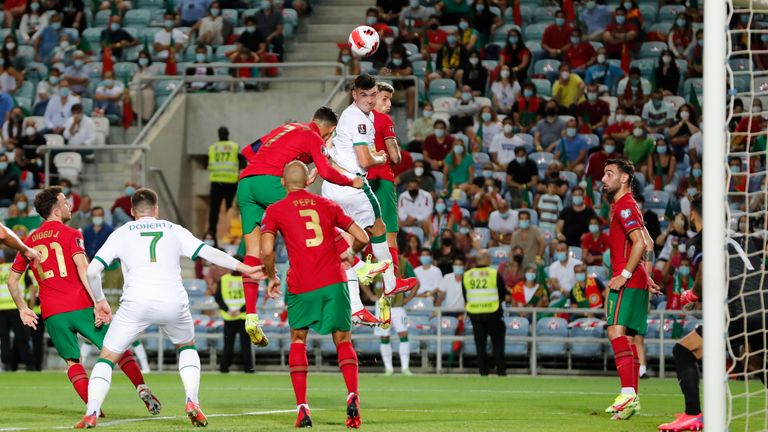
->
[[178, 345, 208, 427], [75, 358, 116, 429], [347, 268, 381, 327], [118, 351, 161, 415], [289, 341, 313, 427], [336, 340, 361, 428]]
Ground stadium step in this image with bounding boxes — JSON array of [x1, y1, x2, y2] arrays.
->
[[286, 42, 343, 62], [309, 5, 370, 25]]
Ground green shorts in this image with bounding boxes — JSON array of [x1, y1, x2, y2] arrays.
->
[[44, 307, 107, 360], [369, 179, 398, 234], [237, 175, 286, 235], [287, 282, 351, 335], [606, 288, 649, 335]]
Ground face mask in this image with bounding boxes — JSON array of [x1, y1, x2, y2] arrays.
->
[[414, 166, 424, 176], [459, 227, 470, 235], [589, 223, 599, 233], [453, 265, 465, 276], [662, 55, 672, 64], [430, 22, 438, 30], [419, 255, 433, 265], [508, 36, 518, 44], [423, 110, 433, 118], [482, 170, 493, 178], [25, 127, 35, 136], [341, 54, 351, 64], [30, 2, 40, 10], [566, 127, 577, 137], [409, 0, 419, 7], [687, 187, 697, 197], [499, 211, 510, 219], [0, 162, 7, 171], [447, 35, 457, 45], [516, 156, 526, 164], [587, 92, 597, 101], [5, 42, 15, 50], [597, 54, 606, 64], [615, 114, 624, 123], [453, 145, 464, 154], [51, 22, 61, 30], [435, 203, 446, 213], [633, 127, 644, 137], [210, 8, 220, 16], [697, 39, 703, 47], [739, 222, 747, 232], [546, 108, 557, 116], [555, 251, 567, 262], [408, 189, 419, 198], [678, 266, 690, 276], [59, 88, 70, 97], [604, 145, 615, 153], [513, 254, 523, 265], [519, 220, 530, 229], [575, 273, 586, 282], [246, 25, 257, 33], [555, 17, 565, 26], [461, 92, 471, 101], [752, 106, 761, 114], [384, 36, 394, 45], [630, 78, 639, 87], [624, 1, 633, 9], [692, 168, 702, 177], [366, 16, 377, 25], [560, 71, 570, 80], [103, 79, 114, 87], [572, 195, 584, 206], [679, 110, 691, 121], [196, 53, 206, 62], [500, 69, 511, 79], [616, 15, 626, 24], [110, 22, 122, 32], [262, 0, 271, 9], [93, 216, 105, 226], [61, 187, 70, 195], [570, 36, 580, 45], [459, 21, 469, 30], [523, 89, 533, 98], [525, 272, 536, 282], [17, 201, 27, 211], [74, 59, 84, 68], [653, 99, 662, 108], [125, 186, 135, 196], [657, 145, 667, 154], [164, 19, 174, 29], [481, 112, 491, 122], [476, 3, 485, 11], [762, 34, 768, 43], [730, 165, 740, 173], [676, 18, 686, 27], [434, 128, 445, 138], [503, 124, 514, 134], [469, 57, 479, 65], [586, 0, 596, 8]]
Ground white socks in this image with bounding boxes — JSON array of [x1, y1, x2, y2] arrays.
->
[[86, 360, 114, 416], [639, 364, 647, 377], [80, 342, 92, 363], [380, 341, 393, 371], [621, 387, 637, 395], [133, 342, 150, 372], [371, 241, 395, 292], [399, 339, 410, 371], [178, 348, 201, 404], [346, 268, 364, 313]]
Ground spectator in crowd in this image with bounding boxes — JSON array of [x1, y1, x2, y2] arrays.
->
[[403, 234, 422, 269], [398, 159, 436, 193], [431, 28, 468, 83], [154, 12, 190, 60], [457, 16, 480, 51], [584, 47, 625, 93], [82, 206, 114, 259], [668, 12, 693, 59], [423, 119, 453, 171], [398, 178, 434, 234], [93, 71, 124, 117], [488, 200, 517, 246], [238, 16, 267, 56], [581, 216, 608, 266], [455, 217, 478, 255], [428, 198, 456, 245], [656, 212, 691, 263], [407, 102, 435, 146], [443, 138, 474, 192], [256, 0, 284, 59], [489, 117, 524, 170], [513, 81, 543, 134], [728, 156, 747, 193], [414, 248, 443, 298], [435, 255, 467, 313], [649, 137, 676, 189], [668, 104, 699, 159], [101, 15, 138, 60], [191, 1, 231, 46], [576, 83, 610, 136], [50, 33, 75, 65], [18, 120, 45, 161], [509, 264, 549, 308], [228, 46, 261, 88], [642, 89, 673, 134], [616, 66, 651, 114], [547, 242, 582, 296], [7, 192, 31, 217], [556, 186, 597, 247], [3, 107, 24, 147], [33, 67, 61, 115], [535, 100, 566, 152], [604, 107, 633, 145], [42, 79, 79, 134], [664, 255, 693, 310], [636, 194, 661, 244], [62, 51, 89, 96], [0, 154, 19, 205], [58, 0, 86, 33], [214, 262, 253, 374], [59, 178, 81, 210], [490, 65, 519, 116], [565, 28, 597, 74], [655, 49, 681, 97], [379, 46, 416, 118], [472, 0, 495, 40], [462, 50, 487, 95], [399, 0, 430, 40], [553, 119, 589, 176], [131, 51, 156, 122], [185, 45, 215, 91], [510, 210, 546, 268], [569, 263, 604, 309], [535, 179, 562, 238], [98, 0, 131, 14], [424, 15, 447, 54], [603, 7, 639, 58], [679, 182, 699, 218], [500, 28, 531, 82], [475, 106, 501, 152], [33, 12, 70, 62], [63, 103, 95, 146], [585, 137, 619, 182], [178, 0, 212, 26], [2, 34, 27, 72], [498, 246, 524, 293], [206, 126, 239, 235], [731, 98, 765, 152], [505, 146, 538, 206], [623, 119, 654, 176], [68, 194, 92, 230], [685, 29, 703, 78], [448, 85, 480, 132], [579, 0, 611, 41], [111, 181, 137, 226], [438, 0, 473, 25], [542, 9, 572, 60], [623, 0, 644, 30], [19, 1, 48, 44], [471, 176, 502, 226], [552, 63, 586, 114]]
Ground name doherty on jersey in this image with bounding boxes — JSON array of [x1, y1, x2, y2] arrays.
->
[[129, 222, 169, 230]]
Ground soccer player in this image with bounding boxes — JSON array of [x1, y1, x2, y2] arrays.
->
[[73, 188, 265, 429], [237, 107, 376, 344], [601, 158, 659, 420], [261, 161, 369, 428], [322, 74, 417, 306], [6, 187, 160, 417]]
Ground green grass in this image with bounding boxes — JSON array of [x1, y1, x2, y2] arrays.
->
[[0, 372, 765, 431]]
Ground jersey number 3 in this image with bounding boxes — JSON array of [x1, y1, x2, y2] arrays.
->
[[141, 231, 164, 262], [298, 209, 323, 248]]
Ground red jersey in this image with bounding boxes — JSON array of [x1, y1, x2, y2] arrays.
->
[[581, 231, 609, 265], [239, 122, 354, 187], [542, 23, 573, 51], [261, 189, 354, 294], [366, 111, 397, 182], [11, 221, 92, 319], [565, 42, 596, 69], [608, 192, 649, 289]]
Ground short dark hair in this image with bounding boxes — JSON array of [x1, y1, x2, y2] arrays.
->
[[131, 188, 158, 213], [218, 126, 229, 140], [71, 103, 83, 114], [34, 187, 63, 219], [453, 255, 466, 264], [433, 119, 447, 128], [353, 74, 376, 91], [629, 66, 641, 76], [313, 106, 338, 126], [92, 206, 104, 214], [420, 247, 432, 254], [606, 157, 635, 186], [59, 178, 72, 187]]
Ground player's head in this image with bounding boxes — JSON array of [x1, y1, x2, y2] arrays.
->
[[311, 106, 338, 142], [34, 186, 72, 222], [375, 81, 394, 114], [218, 126, 229, 141], [130, 188, 159, 219], [602, 157, 634, 202], [352, 74, 377, 114], [282, 160, 310, 191], [475, 249, 491, 267]]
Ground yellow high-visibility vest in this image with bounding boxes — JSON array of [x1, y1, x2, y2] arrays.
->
[[219, 274, 246, 321], [208, 140, 240, 184], [463, 267, 500, 314]]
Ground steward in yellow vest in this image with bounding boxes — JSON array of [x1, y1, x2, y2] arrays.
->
[[207, 126, 242, 237], [214, 266, 254, 373]]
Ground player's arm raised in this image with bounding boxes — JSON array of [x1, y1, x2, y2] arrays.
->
[[309, 137, 364, 189], [0, 223, 40, 261], [7, 270, 38, 329], [197, 245, 265, 280], [607, 228, 648, 291], [354, 144, 388, 169]]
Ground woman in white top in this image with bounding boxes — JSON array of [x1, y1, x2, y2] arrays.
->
[[490, 65, 520, 115], [475, 105, 501, 152], [190, 1, 228, 46], [19, 1, 48, 43], [130, 50, 156, 122]]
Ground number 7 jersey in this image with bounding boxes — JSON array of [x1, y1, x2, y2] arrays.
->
[[92, 218, 205, 304], [12, 220, 93, 319]]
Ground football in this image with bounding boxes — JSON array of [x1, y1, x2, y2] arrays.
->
[[348, 25, 380, 57]]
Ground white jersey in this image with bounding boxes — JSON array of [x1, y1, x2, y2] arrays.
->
[[329, 102, 375, 175], [93, 217, 204, 304]]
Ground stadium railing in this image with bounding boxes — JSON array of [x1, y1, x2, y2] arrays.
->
[[37, 144, 150, 188], [322, 75, 421, 122]]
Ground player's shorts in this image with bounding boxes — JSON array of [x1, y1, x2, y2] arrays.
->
[[102, 300, 194, 354], [321, 178, 381, 229], [369, 178, 398, 234], [374, 306, 408, 336], [45, 307, 107, 360], [287, 282, 351, 335], [237, 175, 286, 234], [606, 287, 649, 335]]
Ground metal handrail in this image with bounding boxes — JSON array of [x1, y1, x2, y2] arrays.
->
[[38, 144, 150, 188], [133, 78, 185, 143], [148, 166, 185, 226]]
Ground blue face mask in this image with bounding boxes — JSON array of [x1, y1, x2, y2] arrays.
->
[[459, 227, 470, 235], [657, 145, 667, 154], [624, 1, 633, 9], [676, 18, 686, 27], [62, 186, 70, 195], [246, 25, 257, 33], [17, 201, 27, 210], [110, 23, 120, 31], [30, 2, 40, 10], [616, 15, 626, 24], [366, 16, 377, 25], [575, 273, 586, 282], [139, 58, 149, 66], [604, 145, 615, 153], [525, 272, 536, 282], [453, 265, 465, 276], [476, 4, 485, 12], [74, 59, 84, 68], [419, 255, 433, 266], [392, 58, 403, 66], [50, 76, 60, 85], [125, 186, 135, 196], [447, 35, 458, 45], [730, 165, 740, 173], [51, 21, 61, 30], [572, 195, 584, 206], [164, 19, 174, 29], [434, 128, 445, 138], [687, 187, 697, 197], [570, 36, 580, 45], [59, 87, 70, 97], [678, 266, 690, 276], [210, 8, 220, 16], [435, 203, 446, 213], [453, 145, 464, 154], [461, 92, 471, 101], [0, 162, 7, 171], [589, 224, 599, 233], [341, 54, 351, 64], [566, 127, 577, 137], [458, 21, 469, 30], [555, 17, 565, 26], [697, 39, 703, 47], [519, 220, 530, 229], [481, 112, 492, 122], [692, 168, 702, 177], [523, 89, 534, 98], [508, 36, 518, 44], [762, 34, 768, 43], [423, 110, 433, 118], [196, 53, 206, 62], [555, 251, 567, 262], [482, 170, 493, 178], [102, 79, 113, 87]]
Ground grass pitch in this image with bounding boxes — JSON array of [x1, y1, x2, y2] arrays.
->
[[0, 372, 765, 431]]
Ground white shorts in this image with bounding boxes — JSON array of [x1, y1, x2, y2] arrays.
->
[[103, 300, 194, 354], [374, 306, 408, 336], [321, 179, 380, 229]]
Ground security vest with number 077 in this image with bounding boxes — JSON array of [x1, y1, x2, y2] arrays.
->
[[463, 267, 500, 314]]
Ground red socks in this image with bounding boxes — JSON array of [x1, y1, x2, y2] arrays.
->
[[389, 247, 399, 275], [67, 363, 89, 403], [611, 336, 635, 390], [118, 351, 145, 387], [243, 255, 261, 314], [630, 342, 640, 393], [289, 343, 308, 406], [336, 341, 359, 395]]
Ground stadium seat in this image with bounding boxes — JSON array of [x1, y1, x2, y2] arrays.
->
[[84, 62, 103, 80], [643, 190, 670, 212], [183, 279, 208, 296], [639, 42, 667, 59], [412, 60, 428, 78], [114, 62, 139, 81], [729, 57, 752, 72], [586, 265, 608, 282], [481, 59, 498, 71], [630, 58, 656, 81], [428, 79, 457, 100], [488, 246, 510, 266], [536, 317, 568, 357], [658, 4, 686, 22], [531, 78, 552, 97], [94, 9, 111, 27], [432, 96, 456, 112], [15, 97, 31, 114], [524, 23, 549, 43], [427, 316, 458, 355], [568, 246, 582, 261], [44, 134, 65, 147], [649, 22, 673, 37], [532, 7, 556, 23], [472, 152, 491, 170], [83, 27, 104, 49], [533, 59, 560, 77], [559, 170, 577, 187], [569, 318, 604, 358], [125, 9, 151, 27], [432, 171, 445, 190], [582, 133, 600, 150], [516, 133, 534, 153], [504, 316, 529, 356], [53, 152, 82, 184], [474, 227, 491, 248], [638, 4, 657, 23], [475, 96, 492, 107], [683, 318, 700, 335], [663, 95, 686, 111], [646, 318, 675, 359], [401, 226, 425, 244], [80, 98, 93, 115]]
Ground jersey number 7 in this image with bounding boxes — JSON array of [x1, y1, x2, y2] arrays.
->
[[141, 231, 164, 263]]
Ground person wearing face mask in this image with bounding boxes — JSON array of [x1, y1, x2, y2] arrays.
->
[[668, 13, 692, 59], [535, 178, 564, 237], [509, 263, 549, 309], [431, 29, 468, 84], [488, 200, 518, 245], [424, 14, 448, 54], [19, 1, 48, 44], [366, 24, 393, 69], [475, 106, 501, 151], [622, 121, 654, 177], [380, 47, 417, 118], [649, 137, 676, 190], [581, 216, 608, 266], [547, 241, 583, 296], [665, 257, 692, 311], [399, 0, 430, 37], [237, 16, 268, 55], [499, 29, 531, 83], [556, 186, 598, 247], [63, 103, 96, 147], [731, 99, 767, 153], [668, 104, 699, 159], [489, 118, 524, 170], [2, 107, 24, 147], [513, 83, 543, 133], [656, 213, 690, 262], [111, 181, 139, 227], [185, 45, 215, 91], [153, 12, 189, 60], [190, 1, 231, 46], [552, 63, 586, 115], [641, 90, 672, 134], [586, 137, 620, 182], [505, 146, 538, 204], [422, 119, 453, 171], [213, 257, 254, 374], [616, 67, 650, 115], [564, 29, 597, 73], [177, 0, 210, 26], [0, 154, 19, 206], [542, 10, 573, 59], [68, 195, 92, 230], [443, 139, 474, 192], [456, 18, 479, 52], [568, 263, 604, 311], [42, 79, 80, 135], [554, 118, 589, 175], [93, 72, 124, 117], [510, 210, 546, 268], [576, 83, 610, 135], [654, 50, 681, 97], [535, 101, 566, 152], [435, 255, 467, 316], [33, 68, 61, 116], [399, 160, 436, 193], [584, 47, 626, 94], [82, 206, 115, 262], [397, 178, 434, 235], [602, 7, 639, 58], [579, 0, 611, 41], [100, 16, 137, 60], [62, 51, 90, 96], [33, 13, 69, 62], [50, 32, 76, 65], [462, 50, 488, 95], [601, 108, 632, 147], [413, 248, 443, 298], [130, 51, 157, 122], [490, 65, 520, 115], [18, 120, 46, 162], [685, 29, 704, 78]]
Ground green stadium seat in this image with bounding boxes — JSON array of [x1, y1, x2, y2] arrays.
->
[[428, 78, 456, 100], [649, 22, 673, 36], [639, 41, 667, 59], [639, 4, 657, 23], [115, 62, 139, 81], [125, 10, 151, 27], [80, 98, 93, 115], [729, 58, 752, 72], [84, 62, 103, 80], [215, 45, 236, 60], [658, 4, 686, 22], [16, 81, 34, 100], [94, 9, 111, 27], [82, 27, 104, 49], [630, 58, 656, 81], [223, 9, 239, 25], [524, 23, 549, 43], [532, 78, 552, 97], [533, 59, 560, 76], [136, 0, 165, 8], [15, 96, 31, 114]]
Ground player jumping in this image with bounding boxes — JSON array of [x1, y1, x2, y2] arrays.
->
[[74, 188, 265, 428], [261, 161, 369, 428], [6, 187, 161, 418], [601, 158, 659, 420]]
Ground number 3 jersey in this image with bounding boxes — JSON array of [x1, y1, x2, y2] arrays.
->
[[261, 189, 355, 295], [12, 220, 92, 319], [91, 218, 205, 304]]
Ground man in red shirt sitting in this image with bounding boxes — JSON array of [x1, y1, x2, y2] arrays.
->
[[585, 137, 620, 183], [565, 28, 597, 74], [576, 83, 610, 135], [541, 9, 573, 60], [603, 7, 639, 58], [604, 107, 633, 146]]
